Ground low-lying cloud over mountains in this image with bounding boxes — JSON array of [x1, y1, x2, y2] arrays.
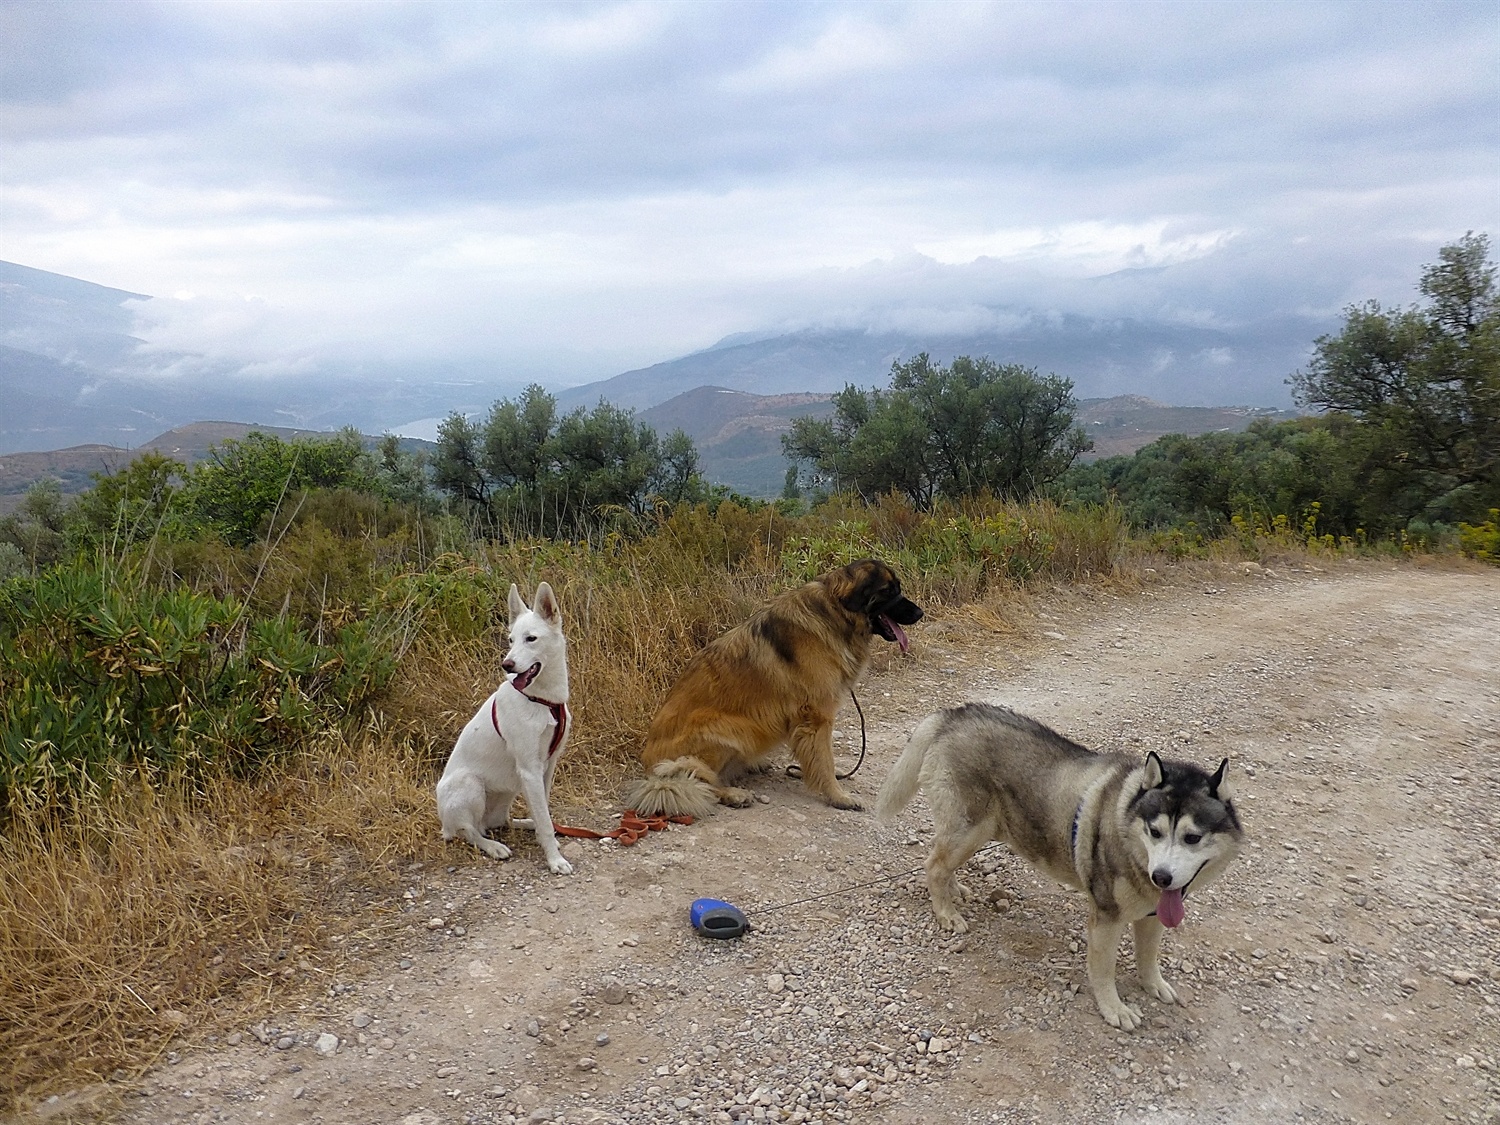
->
[[2, 257, 1326, 455]]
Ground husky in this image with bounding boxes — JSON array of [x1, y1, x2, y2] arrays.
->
[[876, 703, 1243, 1030], [436, 582, 576, 875]]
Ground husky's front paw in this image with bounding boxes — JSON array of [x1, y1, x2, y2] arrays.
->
[[932, 905, 970, 933], [1097, 993, 1145, 1031], [1140, 972, 1180, 1006], [547, 855, 575, 876], [827, 789, 863, 811], [718, 786, 756, 808]]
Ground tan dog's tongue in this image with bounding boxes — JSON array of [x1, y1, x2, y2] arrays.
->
[[1158, 888, 1186, 928], [884, 616, 910, 653]]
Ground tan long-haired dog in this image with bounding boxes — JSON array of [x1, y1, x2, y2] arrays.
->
[[626, 559, 923, 819]]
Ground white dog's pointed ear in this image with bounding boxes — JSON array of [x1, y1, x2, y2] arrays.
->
[[507, 583, 527, 620], [1210, 758, 1234, 805], [1142, 751, 1165, 789], [533, 581, 560, 624]]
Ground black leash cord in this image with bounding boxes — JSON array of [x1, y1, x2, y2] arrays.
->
[[786, 689, 868, 782]]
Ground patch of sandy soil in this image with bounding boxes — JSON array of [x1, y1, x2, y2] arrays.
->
[[23, 561, 1500, 1125]]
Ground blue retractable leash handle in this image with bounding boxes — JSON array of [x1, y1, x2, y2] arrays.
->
[[690, 898, 750, 939]]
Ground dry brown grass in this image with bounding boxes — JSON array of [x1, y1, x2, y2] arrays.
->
[[0, 733, 446, 1111]]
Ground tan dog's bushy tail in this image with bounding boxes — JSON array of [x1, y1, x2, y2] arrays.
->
[[625, 758, 720, 820], [875, 714, 942, 822]]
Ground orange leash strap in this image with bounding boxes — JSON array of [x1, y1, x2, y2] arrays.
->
[[552, 809, 694, 846]]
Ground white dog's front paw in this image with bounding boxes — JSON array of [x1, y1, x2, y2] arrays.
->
[[1097, 993, 1145, 1031], [547, 855, 575, 876], [477, 838, 512, 861], [1140, 973, 1180, 1006]]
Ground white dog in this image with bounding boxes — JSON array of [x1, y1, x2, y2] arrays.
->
[[436, 581, 575, 874]]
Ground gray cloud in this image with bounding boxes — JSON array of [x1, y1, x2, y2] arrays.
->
[[3, 0, 1495, 399]]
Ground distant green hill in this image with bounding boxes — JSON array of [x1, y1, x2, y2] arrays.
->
[[640, 386, 833, 497], [1075, 395, 1297, 460], [0, 422, 433, 516]]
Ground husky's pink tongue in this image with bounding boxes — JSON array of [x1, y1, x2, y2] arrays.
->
[[1157, 888, 1186, 928], [882, 615, 910, 653]]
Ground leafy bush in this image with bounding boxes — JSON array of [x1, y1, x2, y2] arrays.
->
[[0, 543, 24, 582], [65, 452, 185, 554], [1459, 510, 1500, 563], [175, 429, 382, 545], [784, 354, 1091, 507], [0, 563, 396, 811], [1292, 232, 1499, 525], [0, 480, 68, 572], [433, 385, 707, 536]]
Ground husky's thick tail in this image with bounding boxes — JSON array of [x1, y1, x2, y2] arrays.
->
[[875, 713, 944, 822], [624, 757, 720, 821]]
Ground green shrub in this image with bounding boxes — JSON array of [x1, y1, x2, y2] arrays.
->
[[0, 562, 396, 811], [1459, 510, 1500, 563], [0, 543, 24, 582]]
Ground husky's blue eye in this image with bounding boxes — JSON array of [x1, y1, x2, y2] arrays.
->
[[1184, 833, 1202, 845]]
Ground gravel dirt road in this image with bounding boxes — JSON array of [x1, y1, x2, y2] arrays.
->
[[61, 561, 1500, 1125]]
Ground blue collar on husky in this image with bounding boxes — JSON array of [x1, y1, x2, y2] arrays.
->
[[1069, 798, 1085, 864], [493, 686, 569, 759]]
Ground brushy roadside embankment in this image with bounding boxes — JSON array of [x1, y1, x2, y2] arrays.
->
[[0, 493, 1471, 1113]]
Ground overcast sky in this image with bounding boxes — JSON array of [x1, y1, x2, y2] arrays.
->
[[3, 0, 1497, 389]]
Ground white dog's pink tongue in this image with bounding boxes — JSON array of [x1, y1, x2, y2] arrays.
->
[[1157, 888, 1186, 928]]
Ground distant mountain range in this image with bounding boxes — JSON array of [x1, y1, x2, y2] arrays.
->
[[0, 261, 508, 453], [555, 314, 1320, 415], [1, 257, 1315, 502], [2, 258, 1324, 458]]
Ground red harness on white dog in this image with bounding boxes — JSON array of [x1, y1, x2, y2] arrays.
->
[[492, 684, 569, 759]]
